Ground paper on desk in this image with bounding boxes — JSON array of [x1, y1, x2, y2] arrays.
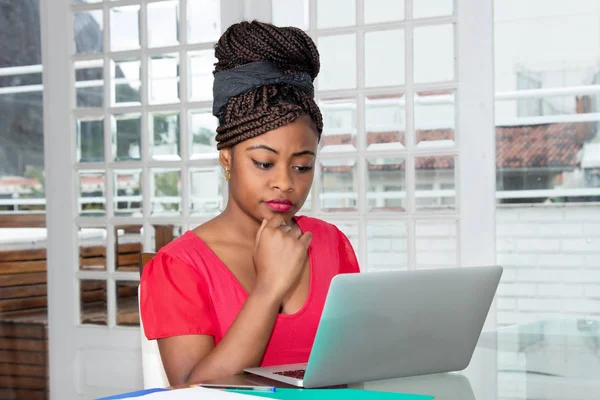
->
[[140, 387, 270, 399]]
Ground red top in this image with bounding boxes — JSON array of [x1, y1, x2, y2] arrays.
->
[[140, 216, 360, 366]]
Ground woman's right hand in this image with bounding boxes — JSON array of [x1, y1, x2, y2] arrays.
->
[[252, 216, 312, 300]]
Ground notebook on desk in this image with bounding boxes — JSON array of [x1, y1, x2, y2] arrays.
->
[[245, 266, 503, 388]]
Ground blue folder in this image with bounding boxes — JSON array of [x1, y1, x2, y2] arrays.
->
[[96, 387, 169, 399]]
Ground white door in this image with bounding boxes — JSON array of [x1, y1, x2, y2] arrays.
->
[[41, 0, 495, 398], [41, 0, 243, 398]]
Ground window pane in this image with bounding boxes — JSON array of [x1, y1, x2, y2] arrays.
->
[[319, 98, 357, 152], [150, 111, 180, 161], [151, 168, 181, 216], [148, 1, 180, 48], [115, 225, 143, 272], [415, 155, 456, 210], [365, 0, 404, 24], [80, 280, 107, 325], [415, 220, 458, 269], [366, 94, 406, 150], [79, 171, 106, 216], [112, 113, 141, 161], [367, 158, 406, 212], [113, 169, 142, 217], [0, 28, 45, 209], [0, 164, 46, 212], [188, 50, 216, 102], [317, 34, 356, 91], [317, 0, 355, 28], [413, 0, 455, 19], [365, 29, 405, 88], [110, 6, 140, 52], [414, 90, 455, 148], [78, 225, 107, 271], [149, 54, 180, 104], [189, 110, 218, 159], [367, 220, 407, 271], [413, 24, 454, 84], [319, 159, 357, 212], [149, 224, 183, 252], [77, 118, 104, 163], [116, 281, 140, 326], [187, 0, 220, 44], [112, 58, 141, 106], [272, 0, 309, 30], [75, 60, 104, 108], [190, 167, 226, 216], [74, 10, 103, 54]]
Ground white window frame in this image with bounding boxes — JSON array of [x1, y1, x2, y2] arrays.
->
[[264, 0, 496, 276]]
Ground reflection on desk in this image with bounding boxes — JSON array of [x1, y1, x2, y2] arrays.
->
[[189, 319, 600, 400], [357, 373, 475, 400], [356, 318, 600, 400]]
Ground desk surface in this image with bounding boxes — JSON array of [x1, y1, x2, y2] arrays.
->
[[195, 319, 600, 400]]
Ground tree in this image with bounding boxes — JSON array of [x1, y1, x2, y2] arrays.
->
[[193, 127, 215, 146]]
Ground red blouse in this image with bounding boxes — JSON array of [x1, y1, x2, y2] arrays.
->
[[140, 216, 360, 366]]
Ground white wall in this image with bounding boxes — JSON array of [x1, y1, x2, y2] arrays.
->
[[496, 203, 600, 325]]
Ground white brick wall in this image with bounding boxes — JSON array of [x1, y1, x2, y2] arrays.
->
[[416, 221, 457, 269], [496, 204, 600, 326], [367, 221, 407, 270], [361, 204, 600, 326]]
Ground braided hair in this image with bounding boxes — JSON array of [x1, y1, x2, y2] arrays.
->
[[213, 21, 323, 150]]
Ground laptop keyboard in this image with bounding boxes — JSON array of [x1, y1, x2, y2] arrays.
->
[[274, 369, 306, 379]]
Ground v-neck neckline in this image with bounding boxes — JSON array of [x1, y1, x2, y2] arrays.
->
[[188, 216, 315, 319]]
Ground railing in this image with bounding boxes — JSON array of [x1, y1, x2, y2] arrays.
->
[[0, 195, 225, 214], [3, 189, 600, 215], [1, 63, 599, 214], [2, 63, 599, 123]]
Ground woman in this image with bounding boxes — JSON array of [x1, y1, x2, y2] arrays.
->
[[140, 20, 360, 386]]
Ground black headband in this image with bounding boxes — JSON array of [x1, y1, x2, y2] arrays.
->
[[212, 60, 315, 120]]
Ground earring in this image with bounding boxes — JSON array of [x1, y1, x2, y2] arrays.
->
[[224, 168, 231, 181]]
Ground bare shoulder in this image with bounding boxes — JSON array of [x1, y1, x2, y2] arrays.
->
[[191, 219, 222, 245], [190, 218, 245, 253]]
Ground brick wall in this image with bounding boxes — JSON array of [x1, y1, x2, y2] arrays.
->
[[364, 220, 458, 271], [496, 203, 600, 326]]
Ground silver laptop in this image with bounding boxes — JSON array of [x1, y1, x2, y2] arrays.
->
[[245, 265, 503, 388]]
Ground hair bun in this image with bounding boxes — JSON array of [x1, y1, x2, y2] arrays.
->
[[214, 21, 320, 80]]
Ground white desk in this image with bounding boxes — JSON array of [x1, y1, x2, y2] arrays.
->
[[147, 318, 600, 400]]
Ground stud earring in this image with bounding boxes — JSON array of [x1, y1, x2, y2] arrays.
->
[[224, 168, 231, 181]]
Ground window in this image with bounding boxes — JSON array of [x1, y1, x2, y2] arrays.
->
[[0, 10, 44, 213], [494, 1, 600, 326], [0, 2, 47, 398]]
